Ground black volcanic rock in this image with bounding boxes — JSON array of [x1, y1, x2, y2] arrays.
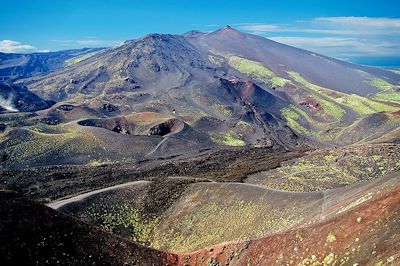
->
[[57, 104, 75, 111]]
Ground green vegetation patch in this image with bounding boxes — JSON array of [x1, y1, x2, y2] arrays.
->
[[288, 71, 346, 121], [229, 55, 274, 78], [299, 253, 338, 266], [151, 199, 305, 252], [85, 202, 159, 244], [270, 76, 290, 87], [289, 71, 397, 118], [209, 130, 246, 146], [228, 55, 290, 87], [65, 51, 101, 66], [336, 93, 397, 115], [281, 106, 314, 136], [0, 126, 102, 168], [288, 71, 321, 92], [371, 78, 394, 91], [212, 104, 233, 117], [282, 104, 345, 142], [248, 144, 400, 192], [375, 90, 400, 103]]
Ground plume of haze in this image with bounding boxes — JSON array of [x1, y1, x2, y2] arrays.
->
[[0, 94, 19, 112]]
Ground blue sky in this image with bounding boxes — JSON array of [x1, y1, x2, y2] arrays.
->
[[1, 0, 399, 66]]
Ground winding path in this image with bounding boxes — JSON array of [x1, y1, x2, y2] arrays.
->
[[47, 180, 150, 210]]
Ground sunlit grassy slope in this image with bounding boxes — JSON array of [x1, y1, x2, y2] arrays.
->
[[211, 53, 400, 144], [277, 70, 399, 143], [65, 51, 102, 66], [227, 55, 290, 87]]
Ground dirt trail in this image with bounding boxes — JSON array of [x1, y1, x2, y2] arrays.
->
[[47, 180, 150, 209]]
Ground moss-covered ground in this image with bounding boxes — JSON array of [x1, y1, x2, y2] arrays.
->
[[280, 71, 399, 143], [246, 144, 400, 192], [371, 78, 394, 91], [209, 130, 246, 146], [228, 55, 290, 87], [150, 183, 321, 252], [65, 51, 101, 66], [83, 202, 159, 245]]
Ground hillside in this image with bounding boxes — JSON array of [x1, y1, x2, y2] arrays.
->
[[0, 48, 104, 81]]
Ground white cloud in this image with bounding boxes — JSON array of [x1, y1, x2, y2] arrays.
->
[[51, 38, 122, 48], [240, 24, 282, 32], [0, 40, 38, 53], [240, 24, 355, 35], [269, 36, 400, 57], [315, 16, 400, 28], [237, 17, 400, 58], [239, 17, 400, 36], [313, 17, 400, 35]]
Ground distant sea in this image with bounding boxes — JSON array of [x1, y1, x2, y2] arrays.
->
[[348, 57, 400, 69]]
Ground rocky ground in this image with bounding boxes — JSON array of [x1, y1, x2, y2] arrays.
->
[[0, 145, 305, 202]]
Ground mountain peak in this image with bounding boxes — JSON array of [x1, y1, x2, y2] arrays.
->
[[220, 25, 238, 32], [121, 33, 182, 48], [141, 33, 174, 41], [209, 25, 244, 37]]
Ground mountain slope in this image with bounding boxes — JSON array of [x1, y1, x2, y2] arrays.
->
[[187, 26, 399, 95], [1, 26, 399, 266], [6, 169, 399, 265], [0, 190, 178, 265], [0, 48, 104, 81], [21, 34, 215, 102], [186, 26, 400, 145]]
